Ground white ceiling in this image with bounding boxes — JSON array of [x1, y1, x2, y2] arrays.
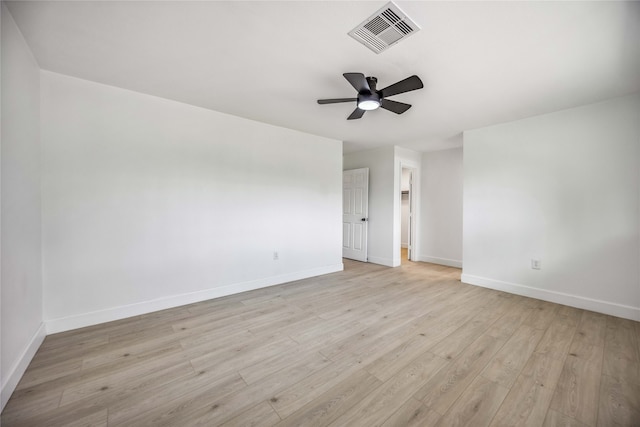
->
[[6, 1, 640, 153]]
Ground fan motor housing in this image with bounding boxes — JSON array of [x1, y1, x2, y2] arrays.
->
[[358, 92, 380, 103]]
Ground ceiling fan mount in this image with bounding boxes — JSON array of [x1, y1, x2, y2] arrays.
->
[[318, 73, 423, 120]]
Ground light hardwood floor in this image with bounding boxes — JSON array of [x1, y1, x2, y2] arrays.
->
[[2, 259, 640, 426]]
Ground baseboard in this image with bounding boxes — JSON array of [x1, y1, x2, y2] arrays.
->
[[367, 256, 395, 267], [418, 255, 463, 268], [401, 243, 408, 249], [46, 263, 344, 334], [1, 322, 47, 410], [461, 273, 640, 321]]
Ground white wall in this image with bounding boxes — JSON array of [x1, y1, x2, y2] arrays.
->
[[1, 4, 45, 409], [463, 94, 640, 320], [344, 146, 395, 266], [419, 148, 463, 268], [41, 71, 343, 332]]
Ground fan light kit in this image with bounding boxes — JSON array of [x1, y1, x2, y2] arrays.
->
[[358, 100, 380, 110], [318, 73, 423, 120], [358, 95, 381, 110]]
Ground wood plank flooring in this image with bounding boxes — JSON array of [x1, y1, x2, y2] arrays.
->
[[2, 259, 640, 426]]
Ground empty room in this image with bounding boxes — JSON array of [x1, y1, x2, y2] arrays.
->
[[1, 1, 639, 426]]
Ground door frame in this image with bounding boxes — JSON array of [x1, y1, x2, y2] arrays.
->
[[395, 161, 420, 265]]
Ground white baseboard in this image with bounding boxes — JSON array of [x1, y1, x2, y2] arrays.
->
[[461, 273, 640, 321], [401, 243, 408, 249], [46, 263, 344, 334], [367, 256, 396, 267], [1, 322, 46, 410], [418, 255, 463, 268]]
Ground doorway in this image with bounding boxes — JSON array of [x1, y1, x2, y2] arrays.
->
[[400, 165, 417, 264]]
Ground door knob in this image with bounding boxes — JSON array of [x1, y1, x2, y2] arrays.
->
[[361, 218, 368, 221]]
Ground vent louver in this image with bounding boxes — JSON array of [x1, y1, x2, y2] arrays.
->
[[348, 2, 420, 54]]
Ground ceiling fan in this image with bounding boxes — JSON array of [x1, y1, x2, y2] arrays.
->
[[317, 73, 423, 120]]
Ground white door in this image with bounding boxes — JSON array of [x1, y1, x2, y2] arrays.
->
[[343, 168, 369, 262]]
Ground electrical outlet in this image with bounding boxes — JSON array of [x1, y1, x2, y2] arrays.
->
[[273, 251, 279, 261], [531, 259, 541, 270]]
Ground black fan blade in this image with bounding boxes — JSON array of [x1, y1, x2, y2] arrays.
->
[[380, 99, 412, 115], [317, 98, 357, 105], [343, 73, 371, 93], [347, 108, 365, 120], [379, 75, 423, 98]]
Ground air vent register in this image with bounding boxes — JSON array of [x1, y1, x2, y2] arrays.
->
[[348, 2, 420, 54]]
